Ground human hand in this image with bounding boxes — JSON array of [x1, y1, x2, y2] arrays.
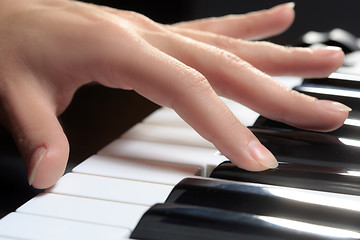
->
[[0, 0, 348, 189]]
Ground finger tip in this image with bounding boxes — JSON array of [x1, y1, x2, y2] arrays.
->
[[29, 143, 69, 189], [310, 47, 345, 77], [228, 140, 278, 172], [248, 140, 278, 169], [291, 100, 350, 132], [275, 2, 296, 23]]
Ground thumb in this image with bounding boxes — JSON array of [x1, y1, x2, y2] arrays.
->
[[0, 74, 69, 189]]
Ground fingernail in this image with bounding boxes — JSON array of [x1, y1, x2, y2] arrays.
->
[[248, 141, 278, 169], [317, 100, 352, 113], [28, 146, 46, 186], [312, 46, 343, 56], [284, 2, 295, 9], [273, 2, 295, 10]]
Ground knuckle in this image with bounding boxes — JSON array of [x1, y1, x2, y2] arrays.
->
[[170, 66, 212, 108], [215, 48, 243, 65], [121, 10, 166, 32]]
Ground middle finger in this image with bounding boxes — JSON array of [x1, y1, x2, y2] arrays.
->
[[167, 27, 344, 78]]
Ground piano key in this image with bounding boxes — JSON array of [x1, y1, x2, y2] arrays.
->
[[16, 193, 148, 230], [121, 123, 215, 149], [165, 178, 360, 231], [131, 203, 360, 240], [73, 154, 200, 185], [253, 116, 360, 139], [0, 212, 130, 240], [338, 65, 360, 75], [250, 127, 360, 169], [98, 139, 225, 176], [210, 161, 360, 195], [302, 72, 360, 89], [343, 50, 360, 67], [142, 107, 189, 128], [48, 173, 173, 206]]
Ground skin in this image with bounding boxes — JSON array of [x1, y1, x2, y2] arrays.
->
[[0, 0, 349, 189]]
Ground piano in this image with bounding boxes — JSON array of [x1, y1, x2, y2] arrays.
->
[[1, 29, 360, 239]]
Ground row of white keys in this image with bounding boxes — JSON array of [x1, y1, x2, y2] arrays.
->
[[16, 193, 148, 230], [0, 212, 130, 240], [0, 93, 278, 240], [48, 173, 173, 206], [73, 154, 201, 185], [92, 99, 263, 178], [121, 122, 215, 149], [0, 106, 217, 239], [0, 172, 174, 239], [98, 139, 224, 176]]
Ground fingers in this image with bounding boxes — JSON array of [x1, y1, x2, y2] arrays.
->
[[103, 40, 278, 171], [141, 31, 349, 132], [168, 27, 345, 78], [172, 2, 295, 40], [0, 71, 69, 189]]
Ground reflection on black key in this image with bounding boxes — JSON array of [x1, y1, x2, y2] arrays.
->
[[165, 178, 360, 231], [303, 72, 360, 90], [131, 202, 360, 240], [210, 161, 360, 196], [250, 127, 360, 169], [254, 116, 360, 139], [294, 84, 360, 119]]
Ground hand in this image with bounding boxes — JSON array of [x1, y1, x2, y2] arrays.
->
[[0, 0, 348, 189]]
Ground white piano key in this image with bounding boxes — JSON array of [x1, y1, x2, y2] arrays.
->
[[221, 98, 260, 126], [0, 212, 130, 240], [121, 123, 215, 149], [73, 155, 200, 185], [0, 237, 22, 240], [338, 66, 360, 75], [48, 173, 173, 206], [273, 76, 303, 88], [17, 193, 148, 230], [98, 139, 225, 176], [142, 108, 189, 127]]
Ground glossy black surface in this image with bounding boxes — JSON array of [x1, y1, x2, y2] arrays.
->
[[131, 203, 360, 240], [132, 178, 360, 240], [250, 127, 360, 169], [210, 161, 360, 195], [303, 72, 360, 89], [254, 116, 360, 139], [165, 178, 360, 230]]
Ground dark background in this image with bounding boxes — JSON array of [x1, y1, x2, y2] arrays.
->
[[1, 0, 360, 218]]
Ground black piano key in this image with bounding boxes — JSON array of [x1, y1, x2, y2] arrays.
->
[[131, 203, 360, 240], [303, 72, 360, 90], [164, 178, 360, 233], [249, 127, 360, 169], [294, 84, 360, 119], [253, 116, 360, 139], [210, 161, 360, 196]]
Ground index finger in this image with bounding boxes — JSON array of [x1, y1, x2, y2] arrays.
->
[[102, 38, 278, 171]]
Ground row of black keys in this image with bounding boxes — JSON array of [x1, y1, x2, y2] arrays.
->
[[131, 72, 360, 240]]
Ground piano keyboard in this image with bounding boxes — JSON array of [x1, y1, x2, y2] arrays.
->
[[2, 30, 360, 239]]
